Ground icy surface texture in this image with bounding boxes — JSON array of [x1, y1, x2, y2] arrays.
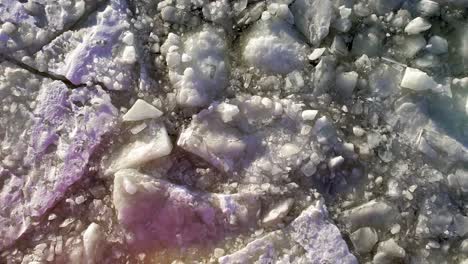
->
[[1, 0, 468, 263]]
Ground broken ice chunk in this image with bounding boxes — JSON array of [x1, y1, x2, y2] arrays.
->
[[30, 0, 138, 91], [177, 110, 247, 173], [415, 193, 456, 238], [342, 200, 398, 231], [308, 48, 326, 61], [466, 96, 468, 115], [107, 122, 172, 173], [219, 200, 357, 263], [352, 27, 384, 57], [405, 17, 432, 35], [427, 35, 448, 54], [279, 143, 301, 157], [243, 19, 308, 74], [83, 223, 105, 264], [400, 67, 439, 91], [368, 62, 404, 98], [289, 201, 358, 264], [0, 169, 27, 250], [0, 0, 101, 56], [416, 0, 440, 17], [218, 231, 287, 264], [301, 109, 318, 121], [335, 71, 358, 98], [328, 156, 345, 169], [112, 169, 261, 248], [216, 103, 240, 123], [314, 55, 336, 95], [391, 34, 426, 59], [211, 193, 262, 229], [120, 46, 137, 65], [113, 169, 221, 248], [373, 239, 406, 263], [453, 214, 468, 237], [313, 116, 338, 145], [350, 227, 378, 254], [162, 25, 229, 107], [390, 98, 468, 165], [290, 0, 333, 46], [178, 95, 317, 183], [262, 198, 294, 226], [448, 169, 468, 193], [122, 99, 163, 122], [285, 71, 305, 92]]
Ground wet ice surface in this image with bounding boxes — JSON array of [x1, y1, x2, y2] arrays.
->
[[0, 0, 468, 263]]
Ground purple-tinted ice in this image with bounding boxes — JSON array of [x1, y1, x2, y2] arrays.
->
[[113, 169, 261, 249], [31, 0, 139, 91], [0, 81, 117, 250]]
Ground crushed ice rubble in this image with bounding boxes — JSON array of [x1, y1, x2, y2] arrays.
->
[[0, 0, 467, 263]]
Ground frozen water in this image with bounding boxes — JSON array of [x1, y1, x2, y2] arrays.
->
[[1, 0, 468, 263]]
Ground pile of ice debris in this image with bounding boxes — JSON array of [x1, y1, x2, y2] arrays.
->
[[0, 0, 467, 263]]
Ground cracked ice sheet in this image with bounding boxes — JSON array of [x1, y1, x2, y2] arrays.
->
[[0, 0, 102, 56], [219, 200, 357, 264], [0, 79, 117, 250], [29, 0, 140, 90], [113, 169, 261, 249]]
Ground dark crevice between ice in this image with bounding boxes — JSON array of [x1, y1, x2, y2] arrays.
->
[[27, 0, 111, 57], [124, 0, 137, 18], [0, 53, 86, 89]]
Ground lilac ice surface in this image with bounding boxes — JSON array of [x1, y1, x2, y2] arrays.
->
[[218, 201, 358, 264], [0, 82, 117, 250], [289, 201, 358, 264], [113, 169, 261, 249]]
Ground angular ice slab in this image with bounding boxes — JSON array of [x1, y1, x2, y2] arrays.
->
[[219, 200, 358, 264], [122, 99, 163, 122], [0, 79, 117, 250], [106, 121, 173, 173], [113, 169, 261, 248], [290, 0, 333, 46]]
